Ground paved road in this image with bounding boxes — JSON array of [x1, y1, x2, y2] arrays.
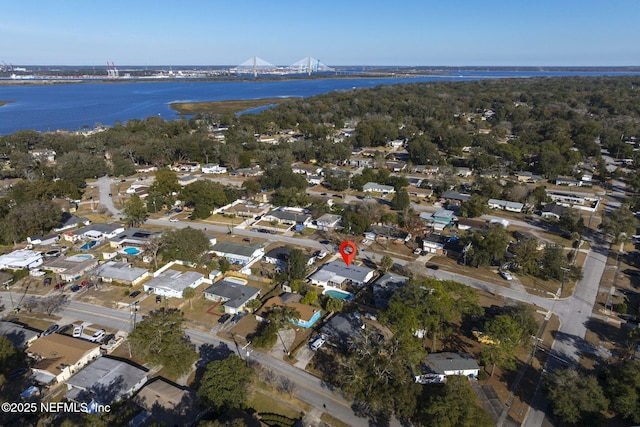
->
[[91, 175, 121, 217], [18, 297, 371, 426]]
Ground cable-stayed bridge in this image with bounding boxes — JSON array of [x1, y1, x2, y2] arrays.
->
[[231, 56, 334, 76]]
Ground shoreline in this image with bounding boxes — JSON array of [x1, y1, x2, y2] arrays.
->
[[170, 98, 294, 115]]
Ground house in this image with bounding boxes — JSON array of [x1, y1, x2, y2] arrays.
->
[[367, 225, 410, 244], [72, 223, 125, 241], [43, 255, 99, 282], [414, 352, 480, 384], [456, 167, 472, 177], [53, 213, 90, 232], [386, 139, 405, 149], [91, 261, 150, 286], [487, 199, 524, 213], [27, 233, 60, 247], [555, 176, 582, 187], [201, 163, 227, 174], [0, 320, 40, 349], [541, 203, 566, 220], [422, 234, 449, 255], [132, 377, 200, 427], [30, 149, 56, 163], [362, 182, 395, 194], [515, 171, 543, 183], [319, 313, 365, 348], [349, 156, 374, 169], [28, 334, 101, 386], [441, 191, 471, 203], [211, 242, 265, 266], [263, 246, 313, 268], [457, 218, 488, 231], [308, 261, 375, 289], [178, 175, 199, 187], [292, 164, 323, 176], [409, 187, 433, 199], [0, 249, 43, 270], [263, 208, 312, 227], [372, 273, 408, 309], [316, 213, 342, 231], [171, 162, 200, 172], [420, 210, 456, 231], [109, 228, 159, 249], [65, 356, 148, 406], [217, 200, 271, 218], [143, 269, 205, 299], [255, 294, 322, 328], [384, 160, 406, 172], [203, 277, 261, 314]]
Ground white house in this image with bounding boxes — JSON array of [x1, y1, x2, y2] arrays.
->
[[414, 352, 480, 384], [27, 233, 60, 246], [488, 199, 524, 213], [263, 208, 313, 226], [143, 269, 205, 299], [362, 182, 395, 194], [203, 277, 261, 314], [316, 213, 342, 231], [211, 242, 264, 266], [0, 250, 43, 270], [91, 261, 150, 286], [201, 163, 227, 174], [308, 261, 375, 289]]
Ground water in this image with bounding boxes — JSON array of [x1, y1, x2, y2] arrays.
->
[[324, 289, 354, 300], [1, 70, 639, 135]]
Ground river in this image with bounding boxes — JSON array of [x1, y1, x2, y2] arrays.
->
[[1, 71, 639, 135]]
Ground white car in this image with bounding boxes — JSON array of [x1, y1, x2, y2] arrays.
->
[[91, 329, 106, 342], [499, 270, 513, 281], [73, 325, 83, 337], [169, 217, 179, 223]]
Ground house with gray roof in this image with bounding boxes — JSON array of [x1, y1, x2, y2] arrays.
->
[[319, 313, 365, 348], [91, 261, 150, 286], [211, 242, 264, 266], [43, 255, 99, 282], [488, 199, 524, 213], [143, 269, 205, 299], [362, 182, 395, 194], [65, 356, 148, 406], [203, 277, 261, 314], [53, 213, 90, 232], [263, 208, 312, 226], [0, 320, 40, 350], [72, 223, 125, 241], [308, 261, 375, 289], [372, 273, 408, 309], [414, 352, 480, 384], [109, 228, 159, 249]]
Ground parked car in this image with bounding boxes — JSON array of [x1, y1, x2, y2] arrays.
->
[[54, 282, 66, 290], [42, 324, 59, 336], [310, 337, 325, 351], [155, 295, 162, 304], [57, 324, 74, 335], [73, 326, 84, 337], [43, 277, 52, 287], [426, 264, 440, 270], [413, 248, 422, 255], [91, 329, 106, 342], [499, 270, 513, 281], [80, 280, 91, 287], [129, 290, 141, 299], [70, 284, 81, 292], [218, 313, 231, 324], [169, 217, 179, 222], [7, 367, 29, 379], [101, 333, 115, 345]]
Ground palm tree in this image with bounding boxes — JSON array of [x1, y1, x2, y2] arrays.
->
[[183, 287, 196, 309]]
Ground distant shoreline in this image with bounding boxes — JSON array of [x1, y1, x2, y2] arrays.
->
[[171, 98, 293, 115]]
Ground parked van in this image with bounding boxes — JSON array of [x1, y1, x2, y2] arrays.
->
[[310, 337, 325, 351]]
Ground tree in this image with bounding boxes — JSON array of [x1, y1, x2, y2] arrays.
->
[[128, 308, 198, 377], [603, 360, 640, 423], [379, 255, 393, 273], [180, 180, 229, 219], [123, 194, 148, 227], [183, 287, 195, 309], [545, 368, 608, 424], [197, 354, 254, 413], [161, 227, 211, 264], [418, 375, 493, 427], [464, 225, 510, 267], [390, 189, 410, 211], [300, 290, 318, 305], [481, 314, 522, 377], [0, 335, 19, 388], [325, 297, 344, 313], [559, 207, 585, 234], [285, 248, 308, 281], [460, 194, 488, 218], [37, 294, 70, 317], [600, 206, 638, 243]]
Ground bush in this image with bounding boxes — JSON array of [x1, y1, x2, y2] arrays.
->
[[613, 302, 628, 314]]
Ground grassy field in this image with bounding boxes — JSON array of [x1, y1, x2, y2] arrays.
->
[[170, 98, 292, 115]]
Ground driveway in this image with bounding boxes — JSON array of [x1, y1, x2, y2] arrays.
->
[[92, 175, 121, 218]]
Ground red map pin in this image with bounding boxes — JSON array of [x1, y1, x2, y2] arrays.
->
[[339, 241, 357, 266]]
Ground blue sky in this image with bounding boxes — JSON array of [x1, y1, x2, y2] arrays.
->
[[2, 0, 638, 66]]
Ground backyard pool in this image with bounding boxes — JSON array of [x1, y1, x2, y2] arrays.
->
[[80, 240, 99, 250], [323, 289, 354, 300], [121, 247, 141, 255]]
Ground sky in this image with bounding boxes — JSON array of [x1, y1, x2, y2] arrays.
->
[[2, 0, 639, 67]]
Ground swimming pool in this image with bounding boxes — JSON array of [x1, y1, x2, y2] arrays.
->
[[323, 289, 354, 300], [122, 247, 141, 255], [80, 240, 99, 250]]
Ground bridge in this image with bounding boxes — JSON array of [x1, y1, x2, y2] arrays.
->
[[231, 56, 334, 77]]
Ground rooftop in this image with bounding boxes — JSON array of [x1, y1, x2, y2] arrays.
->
[[28, 334, 100, 376], [144, 269, 204, 294]]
